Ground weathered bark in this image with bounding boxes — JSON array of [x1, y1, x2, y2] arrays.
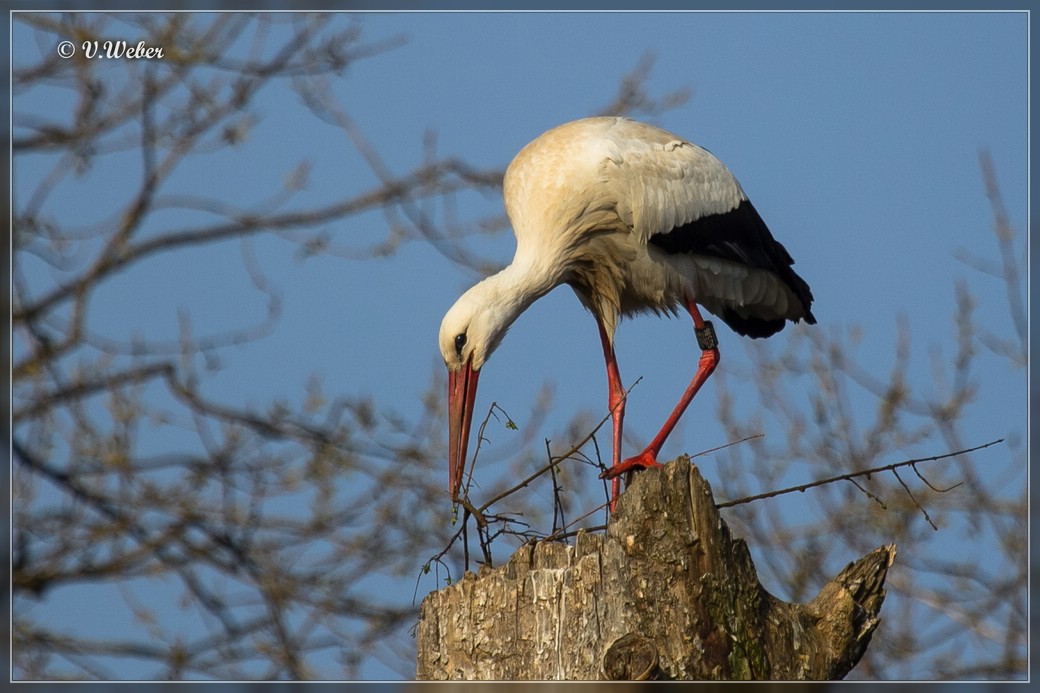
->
[[416, 457, 895, 681]]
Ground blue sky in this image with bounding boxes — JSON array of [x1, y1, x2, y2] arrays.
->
[[11, 10, 1028, 681]]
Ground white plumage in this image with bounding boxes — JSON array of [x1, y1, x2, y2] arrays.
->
[[440, 116, 815, 507]]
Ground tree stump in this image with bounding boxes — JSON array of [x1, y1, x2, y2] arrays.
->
[[416, 457, 895, 681]]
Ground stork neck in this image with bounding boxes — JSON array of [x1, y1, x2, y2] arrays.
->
[[488, 255, 560, 315], [453, 256, 560, 370]]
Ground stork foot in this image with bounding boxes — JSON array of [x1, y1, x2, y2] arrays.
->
[[600, 450, 662, 480]]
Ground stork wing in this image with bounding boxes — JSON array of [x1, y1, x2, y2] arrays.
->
[[605, 119, 746, 239], [605, 121, 815, 330]]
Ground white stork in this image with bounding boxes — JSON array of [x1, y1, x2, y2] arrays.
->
[[439, 116, 815, 509]]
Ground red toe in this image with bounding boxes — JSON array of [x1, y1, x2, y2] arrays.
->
[[600, 450, 661, 480]]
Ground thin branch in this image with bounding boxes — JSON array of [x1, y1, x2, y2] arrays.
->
[[716, 439, 1003, 509], [477, 377, 642, 514], [13, 362, 174, 421], [892, 468, 938, 531]]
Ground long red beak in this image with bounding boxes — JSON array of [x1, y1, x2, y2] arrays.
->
[[448, 359, 479, 501]]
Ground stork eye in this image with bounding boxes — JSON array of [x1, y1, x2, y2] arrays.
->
[[454, 333, 467, 357]]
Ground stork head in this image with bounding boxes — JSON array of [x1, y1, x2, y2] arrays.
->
[[438, 275, 529, 502], [439, 282, 512, 374], [439, 286, 503, 502]]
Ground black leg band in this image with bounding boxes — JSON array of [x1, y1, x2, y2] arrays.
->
[[695, 321, 718, 351]]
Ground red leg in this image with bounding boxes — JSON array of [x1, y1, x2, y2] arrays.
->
[[601, 297, 720, 487], [597, 321, 626, 507]]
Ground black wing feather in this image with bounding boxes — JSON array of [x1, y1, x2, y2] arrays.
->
[[649, 198, 817, 336]]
